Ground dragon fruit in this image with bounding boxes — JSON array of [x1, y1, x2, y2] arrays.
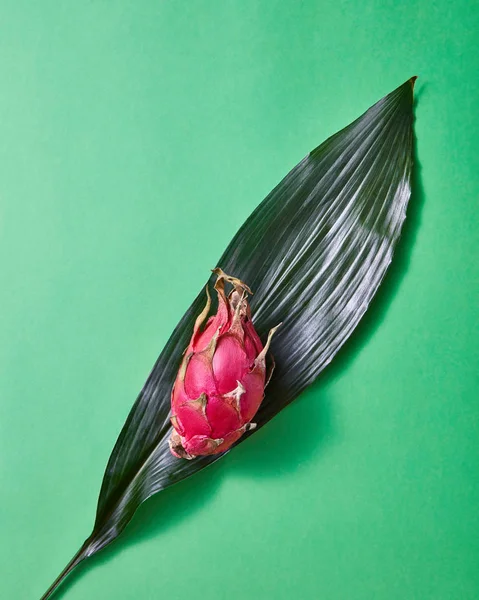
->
[[169, 268, 279, 459]]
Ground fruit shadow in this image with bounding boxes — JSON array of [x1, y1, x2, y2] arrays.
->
[[50, 92, 425, 598]]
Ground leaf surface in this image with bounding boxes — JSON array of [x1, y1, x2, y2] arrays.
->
[[41, 78, 416, 599]]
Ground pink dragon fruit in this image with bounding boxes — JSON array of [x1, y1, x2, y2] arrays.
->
[[169, 268, 279, 459]]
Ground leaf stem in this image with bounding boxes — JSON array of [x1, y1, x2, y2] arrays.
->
[[39, 545, 87, 600]]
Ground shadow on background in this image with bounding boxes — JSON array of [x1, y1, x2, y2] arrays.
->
[[45, 88, 425, 599]]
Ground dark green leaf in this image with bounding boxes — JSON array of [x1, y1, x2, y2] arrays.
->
[[41, 78, 416, 599]]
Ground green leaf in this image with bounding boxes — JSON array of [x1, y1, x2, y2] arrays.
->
[[41, 77, 416, 599]]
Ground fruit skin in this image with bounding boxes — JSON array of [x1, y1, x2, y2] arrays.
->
[[169, 268, 279, 460]]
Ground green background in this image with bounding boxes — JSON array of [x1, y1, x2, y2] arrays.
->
[[1, 1, 478, 599]]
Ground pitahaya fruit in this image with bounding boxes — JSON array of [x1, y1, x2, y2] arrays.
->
[[169, 268, 279, 459]]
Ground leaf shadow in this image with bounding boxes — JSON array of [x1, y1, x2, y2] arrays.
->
[[231, 98, 425, 478], [45, 92, 424, 599], [229, 387, 334, 477]]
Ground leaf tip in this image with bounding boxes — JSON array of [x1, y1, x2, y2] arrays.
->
[[409, 75, 418, 89]]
